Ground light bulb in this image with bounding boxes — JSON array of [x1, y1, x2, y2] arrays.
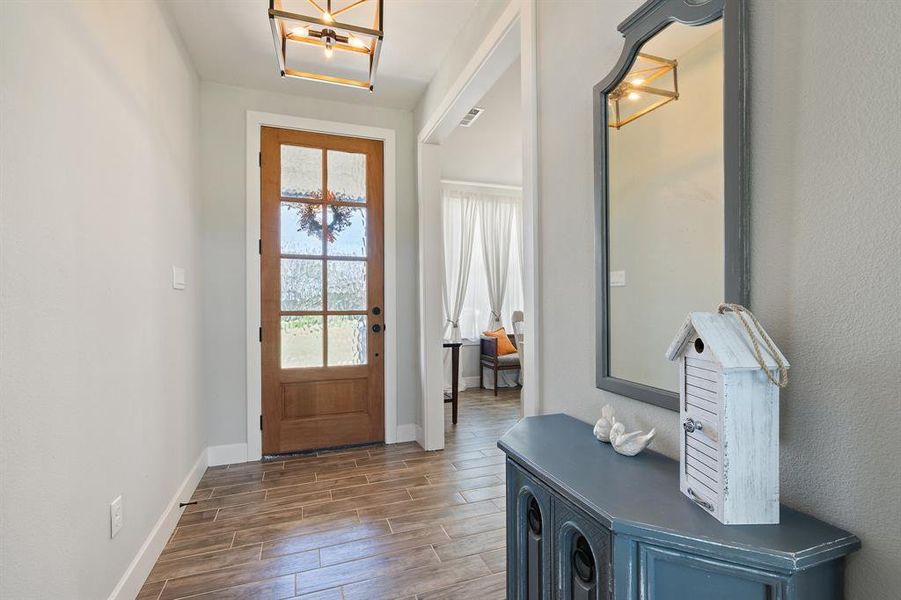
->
[[290, 26, 309, 37], [631, 77, 645, 86], [324, 46, 334, 58], [322, 11, 333, 22], [348, 34, 366, 49], [628, 92, 641, 101]]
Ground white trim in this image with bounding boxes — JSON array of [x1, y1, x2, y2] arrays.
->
[[415, 0, 541, 452], [440, 179, 522, 191], [107, 450, 207, 600], [207, 443, 249, 467], [414, 423, 426, 448], [395, 423, 419, 443], [418, 0, 521, 145], [462, 375, 481, 388], [416, 142, 445, 450], [245, 111, 398, 461], [519, 0, 541, 419]]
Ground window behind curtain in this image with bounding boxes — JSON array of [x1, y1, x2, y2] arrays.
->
[[443, 186, 524, 340]]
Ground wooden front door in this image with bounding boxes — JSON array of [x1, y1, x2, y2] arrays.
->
[[260, 126, 384, 455]]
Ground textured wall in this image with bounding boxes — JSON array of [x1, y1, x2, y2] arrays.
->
[[537, 1, 901, 598], [199, 82, 420, 446], [0, 2, 204, 597]]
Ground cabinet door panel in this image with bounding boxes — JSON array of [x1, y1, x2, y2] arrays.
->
[[554, 500, 612, 600], [640, 544, 785, 600], [507, 461, 554, 600]]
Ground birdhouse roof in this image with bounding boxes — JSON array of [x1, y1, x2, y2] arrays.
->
[[665, 311, 790, 371]]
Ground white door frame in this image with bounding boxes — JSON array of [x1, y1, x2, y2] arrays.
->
[[245, 111, 398, 461], [417, 0, 541, 451]]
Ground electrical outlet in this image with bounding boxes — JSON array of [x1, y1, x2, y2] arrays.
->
[[110, 495, 123, 538]]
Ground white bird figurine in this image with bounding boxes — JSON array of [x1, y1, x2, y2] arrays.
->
[[609, 422, 657, 457], [593, 404, 617, 443]]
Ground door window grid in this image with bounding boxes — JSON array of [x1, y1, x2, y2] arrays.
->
[[279, 145, 369, 368]]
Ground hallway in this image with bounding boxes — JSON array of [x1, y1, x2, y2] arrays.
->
[[138, 388, 520, 599]]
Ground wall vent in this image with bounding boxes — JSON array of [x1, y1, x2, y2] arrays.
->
[[459, 107, 485, 127]]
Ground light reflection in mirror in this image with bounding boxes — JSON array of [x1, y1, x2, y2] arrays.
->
[[607, 20, 725, 393]]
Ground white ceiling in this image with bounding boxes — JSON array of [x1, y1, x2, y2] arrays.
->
[[163, 0, 480, 110]]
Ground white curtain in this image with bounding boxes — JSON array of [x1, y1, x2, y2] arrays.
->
[[441, 190, 478, 343], [442, 184, 523, 392], [446, 186, 523, 340], [478, 195, 517, 331]]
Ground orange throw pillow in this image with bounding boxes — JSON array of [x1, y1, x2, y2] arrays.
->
[[483, 327, 517, 356]]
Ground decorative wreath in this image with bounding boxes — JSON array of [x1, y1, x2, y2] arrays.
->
[[287, 190, 361, 243]]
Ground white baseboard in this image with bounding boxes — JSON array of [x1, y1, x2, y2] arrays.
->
[[462, 375, 481, 388], [395, 423, 419, 444], [207, 443, 248, 467], [107, 449, 207, 600]]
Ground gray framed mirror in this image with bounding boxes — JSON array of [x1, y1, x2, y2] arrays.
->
[[594, 0, 749, 411]]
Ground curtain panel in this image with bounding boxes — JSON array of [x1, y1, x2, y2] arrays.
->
[[441, 184, 524, 340]]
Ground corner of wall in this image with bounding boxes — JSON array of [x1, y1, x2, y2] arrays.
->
[[106, 449, 208, 600], [207, 443, 249, 467]]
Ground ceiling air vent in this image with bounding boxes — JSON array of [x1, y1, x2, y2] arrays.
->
[[459, 107, 485, 127]]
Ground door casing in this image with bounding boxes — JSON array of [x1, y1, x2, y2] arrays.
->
[[244, 111, 398, 463], [415, 0, 541, 452]]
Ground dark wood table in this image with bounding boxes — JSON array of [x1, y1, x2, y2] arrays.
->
[[443, 341, 463, 424]]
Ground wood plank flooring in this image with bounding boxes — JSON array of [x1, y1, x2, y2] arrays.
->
[[138, 387, 520, 600]]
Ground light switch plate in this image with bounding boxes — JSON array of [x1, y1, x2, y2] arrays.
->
[[110, 495, 123, 538], [610, 270, 626, 287], [172, 266, 186, 290]]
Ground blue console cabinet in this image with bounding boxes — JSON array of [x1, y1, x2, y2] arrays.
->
[[499, 414, 860, 600]]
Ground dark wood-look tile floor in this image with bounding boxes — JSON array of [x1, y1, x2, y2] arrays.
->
[[138, 387, 521, 600]]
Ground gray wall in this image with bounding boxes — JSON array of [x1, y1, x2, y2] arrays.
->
[[537, 1, 901, 598], [0, 2, 205, 597], [200, 82, 420, 446]]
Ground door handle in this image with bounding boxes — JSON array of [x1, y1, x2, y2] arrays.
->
[[683, 418, 701, 434], [687, 487, 714, 512], [372, 306, 381, 315], [683, 417, 718, 442], [371, 324, 382, 333]]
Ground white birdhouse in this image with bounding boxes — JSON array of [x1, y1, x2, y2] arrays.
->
[[665, 306, 789, 525]]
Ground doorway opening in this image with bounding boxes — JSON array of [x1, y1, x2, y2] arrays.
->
[[441, 60, 524, 435], [417, 3, 539, 451]]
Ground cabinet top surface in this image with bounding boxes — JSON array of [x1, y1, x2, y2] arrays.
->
[[498, 413, 860, 571]]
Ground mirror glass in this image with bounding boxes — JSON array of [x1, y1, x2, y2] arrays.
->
[[607, 20, 724, 393]]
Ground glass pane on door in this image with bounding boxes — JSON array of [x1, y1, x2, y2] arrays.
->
[[327, 150, 366, 202], [281, 259, 323, 311], [281, 203, 325, 255], [281, 316, 323, 368], [328, 315, 367, 365], [326, 206, 367, 257], [327, 261, 367, 311], [281, 146, 322, 199]]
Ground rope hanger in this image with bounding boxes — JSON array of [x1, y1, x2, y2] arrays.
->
[[717, 303, 789, 388]]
